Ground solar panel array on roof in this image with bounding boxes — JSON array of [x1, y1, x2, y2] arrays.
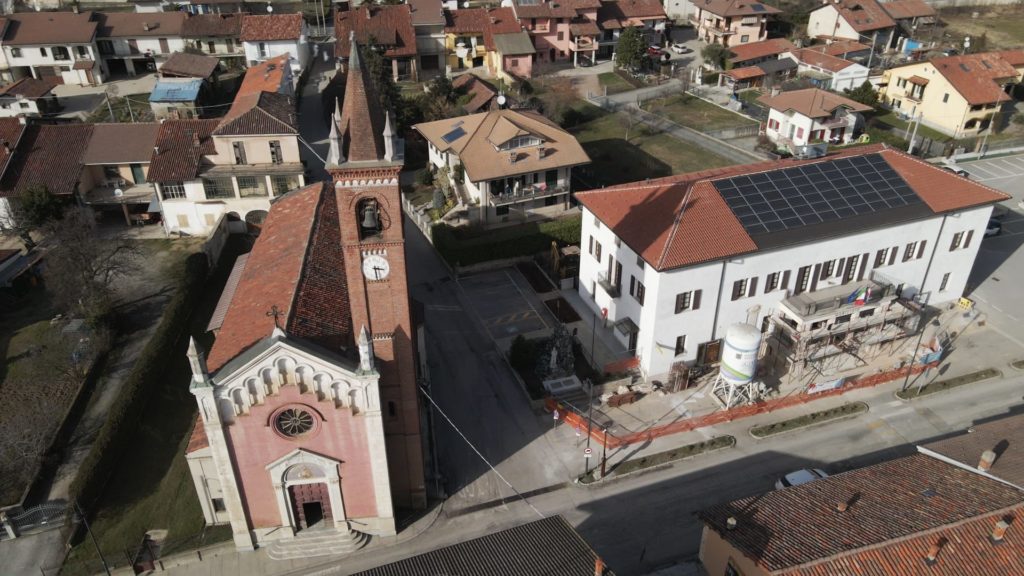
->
[[752, 3, 766, 11], [714, 153, 922, 235], [441, 126, 466, 143]]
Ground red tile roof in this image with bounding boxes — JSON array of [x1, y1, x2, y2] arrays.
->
[[756, 88, 873, 118], [82, 123, 161, 165], [724, 65, 766, 81], [577, 146, 1010, 271], [213, 91, 296, 136], [240, 14, 303, 42], [445, 8, 522, 51], [336, 43, 387, 163], [2, 11, 98, 46], [147, 118, 219, 183], [207, 182, 353, 371], [513, 0, 601, 20], [805, 39, 870, 57], [336, 5, 417, 58], [697, 0, 781, 17], [790, 47, 858, 72], [920, 413, 1024, 489], [784, 507, 1024, 576], [727, 38, 795, 65], [452, 73, 498, 113], [233, 53, 290, 95], [182, 13, 243, 38], [699, 453, 1024, 572], [930, 52, 1019, 106], [95, 12, 186, 38], [597, 0, 666, 28], [160, 51, 220, 79], [0, 118, 26, 180], [0, 77, 58, 99], [185, 416, 209, 454], [818, 0, 896, 32], [996, 49, 1024, 67], [879, 0, 936, 20], [0, 124, 92, 199]]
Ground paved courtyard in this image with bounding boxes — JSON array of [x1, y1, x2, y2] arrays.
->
[[459, 268, 555, 345]]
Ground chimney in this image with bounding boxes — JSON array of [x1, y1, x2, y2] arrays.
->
[[594, 558, 606, 576], [154, 146, 160, 155], [979, 449, 997, 472], [72, 3, 79, 13], [17, 116, 26, 125], [726, 517, 737, 530], [990, 519, 1010, 544], [924, 538, 946, 566], [143, 21, 151, 32], [835, 501, 849, 513]]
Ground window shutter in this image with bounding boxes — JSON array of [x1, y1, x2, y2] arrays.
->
[[732, 280, 743, 301], [748, 277, 758, 296], [589, 236, 593, 254], [964, 230, 974, 249], [781, 270, 790, 290], [810, 264, 820, 292], [675, 293, 684, 314], [875, 249, 885, 267], [917, 240, 927, 259], [857, 253, 868, 281], [693, 289, 702, 310], [889, 246, 898, 266]]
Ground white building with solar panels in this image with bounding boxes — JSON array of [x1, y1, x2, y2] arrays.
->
[[575, 145, 1008, 380]]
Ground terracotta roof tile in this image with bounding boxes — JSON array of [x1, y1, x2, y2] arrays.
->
[[336, 5, 417, 58], [756, 88, 872, 118], [408, 0, 446, 26], [182, 13, 243, 38], [696, 0, 781, 17], [3, 11, 97, 46], [879, 0, 936, 20], [790, 47, 858, 72], [699, 454, 1024, 572], [597, 0, 666, 28], [147, 118, 219, 182], [214, 91, 296, 136], [816, 0, 896, 32], [725, 65, 766, 80], [206, 182, 354, 372], [0, 118, 26, 179], [445, 8, 522, 51], [96, 12, 186, 38], [160, 52, 220, 79], [578, 146, 1009, 271], [804, 39, 870, 57], [930, 52, 1019, 106], [996, 49, 1024, 67], [452, 73, 498, 113], [0, 124, 92, 199], [240, 14, 303, 42], [727, 38, 795, 64], [0, 77, 59, 99], [185, 416, 209, 454], [920, 413, 1024, 489], [82, 123, 160, 165], [336, 43, 387, 162], [513, 0, 601, 20]]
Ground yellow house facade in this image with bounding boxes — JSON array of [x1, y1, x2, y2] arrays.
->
[[879, 51, 1023, 138]]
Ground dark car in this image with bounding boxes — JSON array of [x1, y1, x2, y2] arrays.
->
[[986, 219, 1002, 237], [943, 166, 970, 178]]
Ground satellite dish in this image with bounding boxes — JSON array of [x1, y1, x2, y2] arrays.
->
[[497, 94, 507, 107], [267, 4, 273, 12], [462, 1, 469, 7], [114, 188, 124, 198]]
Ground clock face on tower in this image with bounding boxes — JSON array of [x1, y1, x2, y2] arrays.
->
[[362, 254, 390, 281]]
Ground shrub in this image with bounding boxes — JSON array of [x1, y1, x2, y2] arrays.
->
[[1013, 114, 1024, 126], [68, 253, 209, 509], [433, 216, 582, 266], [418, 168, 434, 186]]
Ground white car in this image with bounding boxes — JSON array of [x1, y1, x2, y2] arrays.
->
[[774, 468, 829, 489], [670, 42, 692, 55]]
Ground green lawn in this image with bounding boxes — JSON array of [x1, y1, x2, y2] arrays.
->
[[642, 94, 757, 132], [737, 89, 764, 105], [597, 71, 635, 96], [940, 6, 1024, 50], [871, 111, 951, 143], [570, 107, 737, 188]]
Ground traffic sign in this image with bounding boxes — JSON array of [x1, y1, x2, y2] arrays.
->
[[584, 447, 593, 458], [553, 409, 560, 421], [575, 426, 581, 437]]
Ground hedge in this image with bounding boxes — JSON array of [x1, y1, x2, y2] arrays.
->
[[69, 253, 209, 509], [750, 402, 868, 438], [896, 368, 1001, 399], [432, 216, 582, 266]]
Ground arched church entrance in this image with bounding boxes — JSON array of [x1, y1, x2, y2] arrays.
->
[[288, 482, 333, 530]]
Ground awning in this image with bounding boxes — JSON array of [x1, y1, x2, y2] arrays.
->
[[147, 198, 161, 213], [908, 75, 929, 86], [614, 317, 639, 336]]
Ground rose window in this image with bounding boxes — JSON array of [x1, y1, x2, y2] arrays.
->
[[274, 408, 315, 437]]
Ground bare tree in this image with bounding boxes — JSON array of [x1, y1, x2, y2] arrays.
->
[[43, 206, 141, 324]]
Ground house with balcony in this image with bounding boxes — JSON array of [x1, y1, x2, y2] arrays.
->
[[511, 0, 601, 67], [879, 51, 1024, 138], [80, 123, 161, 226], [444, 8, 523, 72], [783, 47, 869, 91], [240, 14, 309, 74], [94, 12, 187, 77], [726, 38, 794, 69], [149, 57, 304, 236], [758, 88, 871, 152], [415, 108, 590, 225], [0, 78, 59, 118], [807, 0, 896, 50], [691, 0, 780, 48], [574, 145, 1007, 380], [409, 0, 446, 76], [0, 18, 12, 83], [595, 0, 667, 61], [182, 13, 244, 66], [336, 5, 418, 81], [1, 11, 103, 86]]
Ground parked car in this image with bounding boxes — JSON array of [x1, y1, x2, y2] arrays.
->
[[986, 219, 1002, 237], [775, 468, 829, 490], [670, 42, 692, 55], [943, 166, 970, 178], [646, 46, 664, 57]]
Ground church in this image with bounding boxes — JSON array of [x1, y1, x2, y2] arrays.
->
[[183, 38, 428, 553]]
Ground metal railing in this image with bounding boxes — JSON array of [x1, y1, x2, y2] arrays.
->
[[489, 184, 566, 206], [597, 271, 620, 297]]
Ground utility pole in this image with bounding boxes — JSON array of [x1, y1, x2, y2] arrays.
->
[[600, 427, 608, 478], [75, 500, 111, 576], [104, 92, 115, 122], [584, 378, 594, 477], [126, 98, 135, 123], [867, 30, 877, 69], [907, 113, 921, 154]]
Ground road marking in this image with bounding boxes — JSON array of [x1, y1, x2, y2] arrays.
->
[[427, 304, 464, 312]]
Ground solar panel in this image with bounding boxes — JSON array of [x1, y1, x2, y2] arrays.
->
[[752, 3, 766, 11], [441, 126, 466, 144], [714, 153, 921, 236]]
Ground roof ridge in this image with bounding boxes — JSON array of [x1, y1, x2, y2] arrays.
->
[[656, 181, 698, 269], [284, 183, 328, 332], [880, 148, 1011, 208]]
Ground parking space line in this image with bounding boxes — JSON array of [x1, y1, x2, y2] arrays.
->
[[502, 269, 550, 332], [981, 163, 1013, 176], [993, 159, 1024, 174]]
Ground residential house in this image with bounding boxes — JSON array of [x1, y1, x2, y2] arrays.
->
[[444, 8, 522, 72], [182, 13, 245, 66], [150, 56, 303, 236], [0, 18, 12, 83], [186, 0, 247, 15], [0, 78, 59, 118], [0, 247, 43, 293], [726, 37, 794, 69], [94, 12, 187, 77], [691, 0, 781, 48], [879, 0, 936, 51], [452, 73, 499, 113], [131, 0, 167, 13], [575, 145, 1006, 379], [335, 5, 418, 81], [719, 57, 797, 90], [79, 123, 161, 226], [1, 11, 103, 86], [352, 517, 614, 576], [0, 122, 94, 231], [807, 0, 896, 50], [918, 412, 1024, 491], [415, 108, 591, 224], [805, 38, 872, 62], [159, 51, 221, 80], [878, 51, 1024, 137], [491, 31, 536, 80], [408, 0, 446, 75], [595, 0, 667, 61], [758, 88, 872, 151], [240, 14, 309, 74], [150, 78, 204, 120], [511, 0, 601, 67], [697, 452, 1024, 575], [784, 47, 869, 91]]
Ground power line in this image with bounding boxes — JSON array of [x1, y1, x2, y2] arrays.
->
[[418, 383, 546, 520]]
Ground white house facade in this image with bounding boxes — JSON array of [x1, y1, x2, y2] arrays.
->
[[576, 147, 1006, 380], [758, 88, 872, 149], [240, 14, 310, 73]]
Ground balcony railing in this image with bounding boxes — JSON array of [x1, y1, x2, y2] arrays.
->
[[489, 184, 566, 206], [597, 271, 620, 297], [821, 116, 849, 128]]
